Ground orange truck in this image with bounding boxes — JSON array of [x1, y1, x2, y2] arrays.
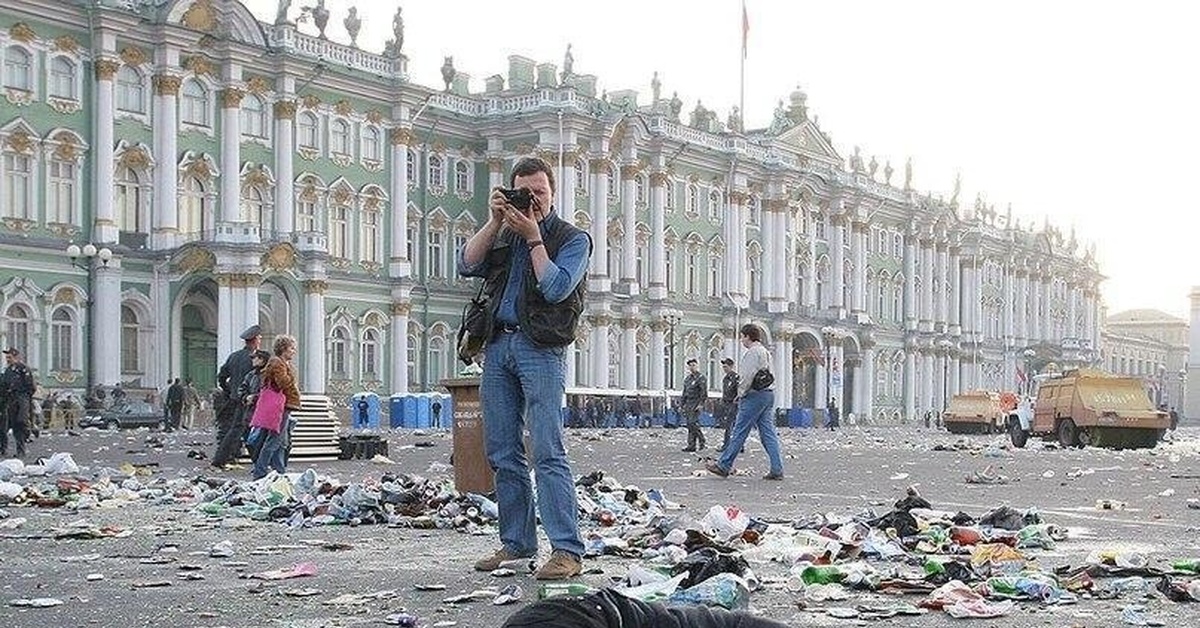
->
[[1007, 369, 1168, 449], [942, 390, 1017, 434]]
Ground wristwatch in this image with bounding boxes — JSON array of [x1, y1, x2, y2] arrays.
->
[[527, 239, 545, 251]]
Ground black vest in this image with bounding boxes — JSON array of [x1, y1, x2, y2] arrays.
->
[[482, 213, 591, 348]]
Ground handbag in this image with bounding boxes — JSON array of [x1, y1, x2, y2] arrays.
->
[[750, 368, 775, 391], [457, 281, 493, 366], [249, 385, 286, 433]]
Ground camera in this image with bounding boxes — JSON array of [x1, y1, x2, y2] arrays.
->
[[499, 187, 534, 211]]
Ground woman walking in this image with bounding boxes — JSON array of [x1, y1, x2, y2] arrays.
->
[[251, 335, 301, 479], [706, 323, 784, 480]]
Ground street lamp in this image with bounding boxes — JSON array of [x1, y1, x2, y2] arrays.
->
[[664, 309, 682, 389], [65, 243, 113, 395], [938, 339, 954, 410]]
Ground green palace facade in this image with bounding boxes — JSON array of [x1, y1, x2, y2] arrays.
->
[[0, 0, 1104, 421]]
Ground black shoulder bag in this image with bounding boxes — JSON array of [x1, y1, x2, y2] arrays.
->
[[750, 368, 775, 391], [456, 280, 492, 366]]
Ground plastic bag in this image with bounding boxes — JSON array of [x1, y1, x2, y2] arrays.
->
[[43, 452, 80, 475], [699, 505, 750, 542], [667, 572, 750, 610]]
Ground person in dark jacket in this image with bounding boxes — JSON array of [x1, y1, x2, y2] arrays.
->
[[720, 357, 740, 450], [680, 358, 707, 451], [213, 350, 269, 469], [501, 588, 789, 628], [213, 325, 261, 462], [0, 348, 35, 458], [165, 378, 184, 432]]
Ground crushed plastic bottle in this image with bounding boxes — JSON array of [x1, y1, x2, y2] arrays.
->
[[667, 573, 750, 610]]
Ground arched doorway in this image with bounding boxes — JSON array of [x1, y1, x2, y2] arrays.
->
[[792, 332, 821, 408], [842, 335, 862, 416], [179, 280, 218, 394], [260, 278, 298, 351]]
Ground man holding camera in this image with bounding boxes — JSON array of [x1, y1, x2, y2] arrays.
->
[[458, 156, 592, 580]]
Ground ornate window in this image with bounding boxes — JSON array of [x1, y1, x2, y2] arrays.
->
[[49, 57, 78, 100], [4, 304, 31, 360], [453, 234, 467, 275], [454, 160, 471, 194], [406, 226, 417, 263], [428, 155, 445, 189], [241, 185, 265, 230], [686, 184, 699, 216], [877, 272, 890, 320], [330, 119, 351, 155], [241, 95, 267, 138], [685, 248, 699, 295], [179, 176, 207, 236], [748, 194, 759, 225], [120, 304, 139, 374], [749, 245, 762, 301], [708, 189, 722, 222], [361, 328, 380, 379], [708, 253, 721, 298], [330, 327, 348, 376], [297, 112, 319, 150], [407, 332, 418, 387], [664, 248, 675, 292], [361, 207, 380, 263], [574, 159, 587, 194], [329, 205, 349, 258], [814, 214, 827, 240], [406, 148, 416, 182], [665, 179, 676, 211], [428, 230, 445, 278], [635, 175, 647, 206], [50, 308, 74, 372], [362, 126, 382, 162], [116, 167, 142, 232], [3, 152, 33, 219], [606, 169, 617, 199], [116, 66, 144, 113], [47, 158, 76, 224], [180, 80, 209, 127], [3, 46, 32, 91]]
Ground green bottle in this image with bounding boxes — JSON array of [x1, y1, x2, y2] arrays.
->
[[800, 565, 846, 585], [1171, 559, 1200, 573], [538, 583, 593, 599], [987, 577, 1019, 596], [923, 559, 946, 576]]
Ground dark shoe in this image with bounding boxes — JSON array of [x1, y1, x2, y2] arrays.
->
[[681, 447, 696, 452], [762, 472, 784, 481], [706, 462, 730, 477], [534, 550, 582, 580], [475, 547, 531, 572]]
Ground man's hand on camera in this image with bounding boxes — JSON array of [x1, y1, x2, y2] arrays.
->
[[502, 202, 539, 243], [488, 188, 510, 227]]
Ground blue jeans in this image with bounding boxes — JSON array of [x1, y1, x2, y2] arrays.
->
[[252, 428, 286, 479], [481, 330, 584, 558], [716, 389, 783, 475]]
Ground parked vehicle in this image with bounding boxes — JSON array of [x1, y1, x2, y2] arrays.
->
[[943, 390, 1017, 434], [80, 401, 165, 430], [1007, 369, 1168, 449]]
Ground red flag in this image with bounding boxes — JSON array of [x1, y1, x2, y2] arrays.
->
[[742, 1, 750, 59]]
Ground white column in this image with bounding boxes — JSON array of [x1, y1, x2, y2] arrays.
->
[[591, 317, 611, 389], [920, 351, 934, 413], [150, 267, 170, 393], [1002, 265, 1014, 344], [949, 250, 962, 335], [389, 129, 413, 277], [762, 204, 778, 302], [274, 99, 296, 236], [936, 243, 949, 327], [559, 153, 576, 225], [904, 235, 917, 329], [93, 259, 122, 386], [772, 337, 789, 410], [391, 302, 410, 393], [219, 88, 243, 223], [152, 73, 180, 247], [831, 217, 846, 315], [803, 240, 817, 309], [904, 349, 916, 420], [588, 159, 610, 292], [620, 320, 637, 389], [1016, 270, 1028, 346], [1084, 289, 1096, 350], [93, 60, 119, 244], [729, 191, 748, 300], [619, 165, 638, 292], [851, 222, 866, 316], [920, 240, 934, 331], [648, 171, 667, 301], [244, 276, 260, 330], [216, 275, 234, 362], [950, 355, 960, 396], [862, 347, 875, 423], [302, 280, 327, 392], [1068, 284, 1079, 339], [775, 205, 790, 308], [650, 324, 666, 390], [815, 359, 827, 410]]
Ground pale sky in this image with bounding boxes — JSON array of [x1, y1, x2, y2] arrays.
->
[[244, 0, 1199, 319]]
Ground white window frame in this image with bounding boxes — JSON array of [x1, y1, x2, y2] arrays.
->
[[240, 94, 268, 139], [297, 112, 320, 151], [360, 328, 381, 380], [361, 125, 382, 162], [46, 157, 77, 225], [329, 203, 349, 259], [180, 79, 211, 128], [330, 327, 349, 376], [2, 151, 35, 221], [116, 65, 146, 115], [48, 55, 79, 101], [454, 160, 471, 195], [49, 307, 77, 372], [3, 45, 34, 93], [330, 118, 352, 157], [361, 208, 381, 263]]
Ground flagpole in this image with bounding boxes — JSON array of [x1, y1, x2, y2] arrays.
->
[[739, 0, 746, 130]]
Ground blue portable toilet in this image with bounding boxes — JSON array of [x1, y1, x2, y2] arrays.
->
[[349, 392, 381, 429], [389, 394, 420, 428], [388, 394, 405, 428]]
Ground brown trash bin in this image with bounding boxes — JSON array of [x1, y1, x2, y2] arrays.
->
[[442, 377, 495, 494]]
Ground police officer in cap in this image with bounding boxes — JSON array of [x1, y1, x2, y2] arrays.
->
[[0, 348, 36, 458], [212, 325, 261, 467]]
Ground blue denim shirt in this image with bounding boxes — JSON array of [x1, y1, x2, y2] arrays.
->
[[457, 214, 591, 325]]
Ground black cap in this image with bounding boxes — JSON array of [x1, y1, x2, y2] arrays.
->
[[2, 348, 19, 356], [240, 324, 262, 341], [721, 357, 734, 365], [686, 357, 697, 365]]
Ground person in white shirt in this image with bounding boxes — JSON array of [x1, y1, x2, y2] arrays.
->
[[706, 323, 785, 480]]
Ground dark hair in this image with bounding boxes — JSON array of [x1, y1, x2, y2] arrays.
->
[[509, 156, 556, 193], [739, 323, 763, 343]]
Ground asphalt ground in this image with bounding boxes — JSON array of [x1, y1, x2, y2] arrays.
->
[[1, 424, 1198, 628]]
